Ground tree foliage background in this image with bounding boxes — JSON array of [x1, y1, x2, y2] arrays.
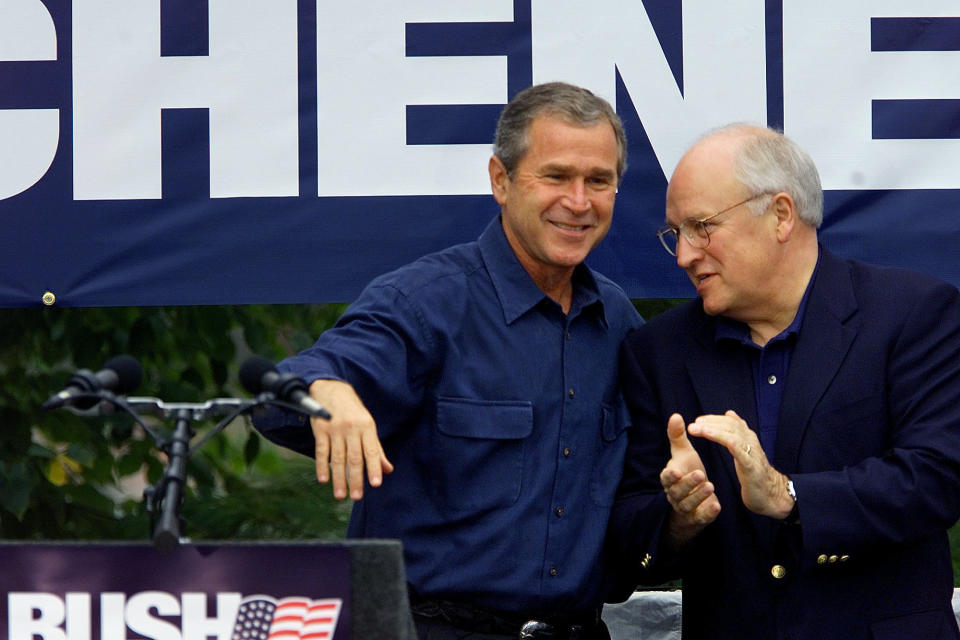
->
[[0, 303, 352, 541], [2, 301, 959, 585]]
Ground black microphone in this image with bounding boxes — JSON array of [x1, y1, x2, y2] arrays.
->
[[42, 355, 142, 411], [239, 356, 331, 419]]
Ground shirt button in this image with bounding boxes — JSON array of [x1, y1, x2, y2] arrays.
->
[[566, 331, 572, 340], [568, 388, 575, 398], [555, 506, 564, 517], [549, 567, 558, 577], [563, 447, 571, 457], [767, 375, 777, 385]]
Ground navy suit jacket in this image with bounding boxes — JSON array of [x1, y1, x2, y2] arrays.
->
[[611, 247, 960, 639]]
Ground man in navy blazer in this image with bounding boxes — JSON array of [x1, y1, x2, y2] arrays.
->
[[610, 124, 960, 639]]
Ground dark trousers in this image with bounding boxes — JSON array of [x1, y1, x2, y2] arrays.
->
[[414, 612, 517, 639], [411, 601, 611, 640]]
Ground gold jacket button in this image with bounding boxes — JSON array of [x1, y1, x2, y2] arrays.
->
[[829, 555, 839, 564], [840, 555, 850, 562], [771, 565, 787, 579], [817, 554, 828, 565]]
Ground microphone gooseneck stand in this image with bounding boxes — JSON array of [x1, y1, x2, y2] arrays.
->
[[146, 406, 198, 554], [53, 390, 323, 553]]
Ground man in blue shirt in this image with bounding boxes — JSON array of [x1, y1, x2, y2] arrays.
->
[[611, 124, 960, 639], [255, 82, 642, 639]]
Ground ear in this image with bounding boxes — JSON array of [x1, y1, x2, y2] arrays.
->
[[771, 192, 797, 242], [489, 155, 509, 206]]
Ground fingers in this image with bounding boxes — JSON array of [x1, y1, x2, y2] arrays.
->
[[345, 430, 366, 500], [314, 415, 382, 501], [328, 431, 349, 500], [662, 464, 717, 514], [661, 466, 706, 508], [677, 483, 721, 523], [362, 430, 394, 490], [314, 429, 331, 484], [666, 412, 691, 455], [661, 413, 718, 524], [311, 415, 351, 500], [345, 429, 395, 500], [686, 411, 791, 518], [662, 466, 721, 548], [687, 412, 759, 466], [308, 379, 388, 501], [674, 481, 713, 514], [662, 413, 708, 486]]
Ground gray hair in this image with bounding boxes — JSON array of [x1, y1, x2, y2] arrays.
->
[[708, 124, 823, 228], [493, 82, 627, 182]]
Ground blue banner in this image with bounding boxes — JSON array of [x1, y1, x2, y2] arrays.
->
[[2, 1, 959, 307]]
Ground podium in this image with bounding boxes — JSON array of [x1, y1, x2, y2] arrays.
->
[[0, 540, 416, 640]]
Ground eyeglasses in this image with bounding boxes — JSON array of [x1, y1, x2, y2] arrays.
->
[[656, 192, 773, 257]]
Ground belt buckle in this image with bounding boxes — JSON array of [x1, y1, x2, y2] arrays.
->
[[519, 620, 551, 639], [519, 618, 590, 640]]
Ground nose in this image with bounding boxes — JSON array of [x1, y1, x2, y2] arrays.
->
[[674, 233, 701, 268], [562, 178, 590, 214]]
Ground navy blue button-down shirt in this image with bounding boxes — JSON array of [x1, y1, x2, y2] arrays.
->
[[715, 257, 820, 454], [255, 216, 642, 614]]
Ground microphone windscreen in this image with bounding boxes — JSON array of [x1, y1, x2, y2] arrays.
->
[[103, 355, 142, 394], [239, 355, 276, 395]]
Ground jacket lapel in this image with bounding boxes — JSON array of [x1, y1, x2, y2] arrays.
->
[[774, 247, 859, 472]]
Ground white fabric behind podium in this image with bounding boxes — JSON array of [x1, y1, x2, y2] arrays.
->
[[601, 589, 960, 639]]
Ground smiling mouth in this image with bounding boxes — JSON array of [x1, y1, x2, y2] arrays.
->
[[552, 221, 590, 232]]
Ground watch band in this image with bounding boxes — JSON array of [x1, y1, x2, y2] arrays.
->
[[784, 479, 800, 525]]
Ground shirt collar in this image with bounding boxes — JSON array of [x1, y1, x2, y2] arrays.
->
[[478, 216, 606, 325], [715, 250, 821, 347]]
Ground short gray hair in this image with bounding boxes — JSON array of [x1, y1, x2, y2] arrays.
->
[[493, 82, 627, 182], [708, 124, 823, 228]]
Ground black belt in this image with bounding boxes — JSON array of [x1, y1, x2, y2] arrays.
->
[[410, 598, 606, 639]]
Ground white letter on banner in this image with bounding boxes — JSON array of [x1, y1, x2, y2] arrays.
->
[[73, 0, 299, 200], [316, 0, 510, 196], [8, 593, 66, 640], [100, 593, 126, 640], [65, 594, 91, 640], [125, 592, 181, 640], [531, 0, 767, 181], [0, 0, 59, 201], [181, 593, 241, 640], [784, 0, 960, 190]]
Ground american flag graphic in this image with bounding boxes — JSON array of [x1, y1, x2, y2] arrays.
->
[[231, 595, 342, 640]]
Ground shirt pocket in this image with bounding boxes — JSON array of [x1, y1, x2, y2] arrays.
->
[[432, 396, 533, 512], [590, 400, 631, 507]]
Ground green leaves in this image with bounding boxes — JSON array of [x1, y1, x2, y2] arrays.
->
[[0, 304, 347, 541], [0, 459, 36, 518]]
